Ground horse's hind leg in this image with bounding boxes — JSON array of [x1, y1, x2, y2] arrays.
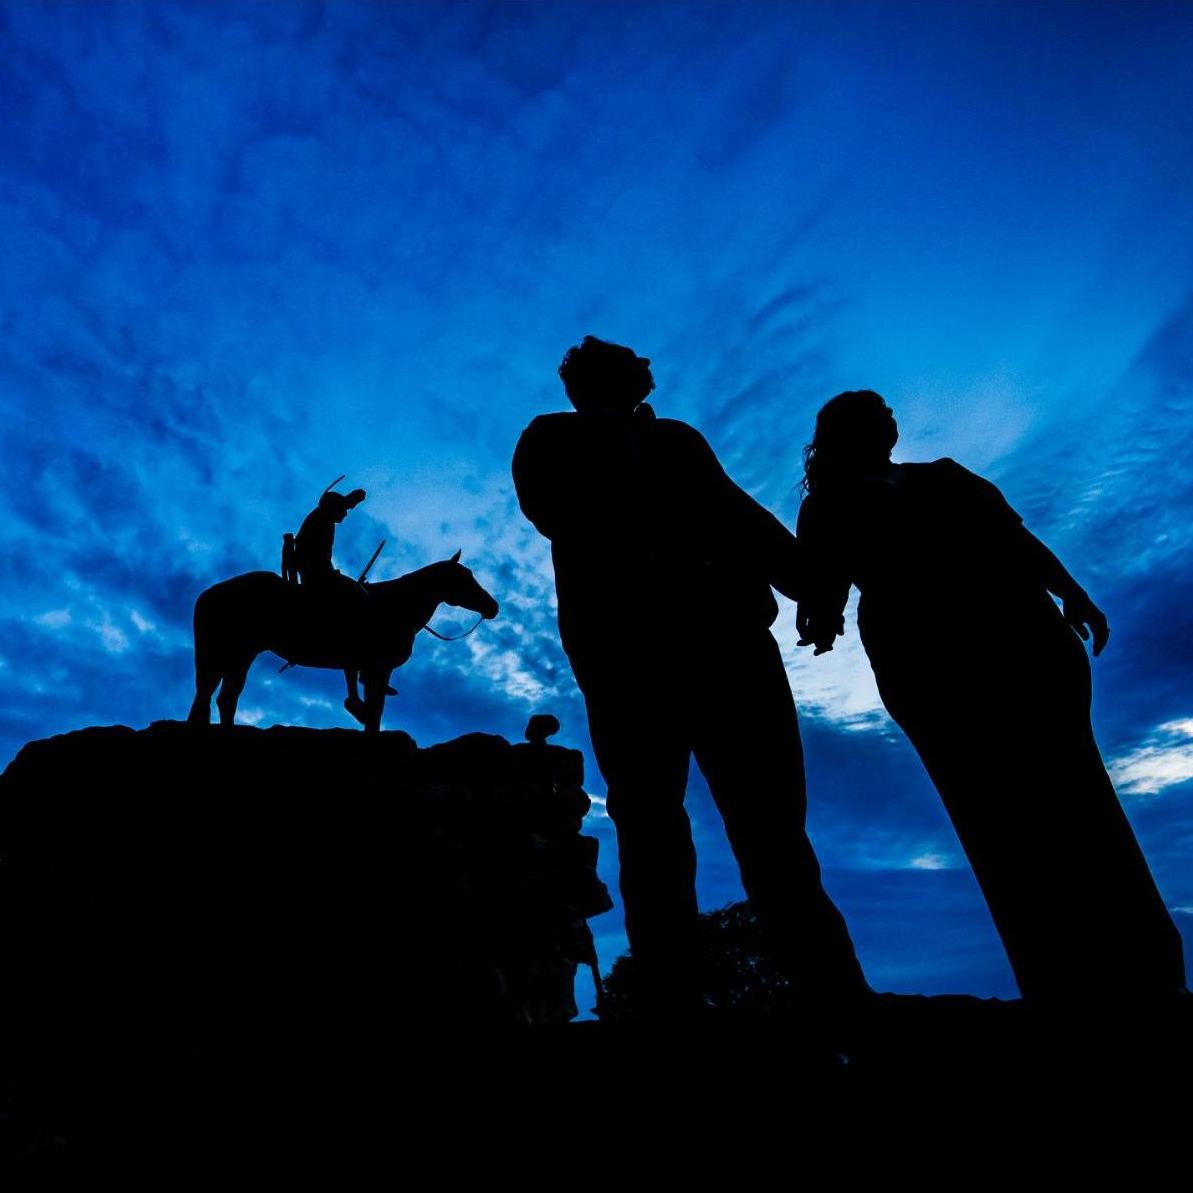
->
[[188, 665, 220, 725], [215, 660, 253, 726]]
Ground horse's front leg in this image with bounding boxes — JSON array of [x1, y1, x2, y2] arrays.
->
[[360, 667, 394, 734], [343, 667, 367, 725]]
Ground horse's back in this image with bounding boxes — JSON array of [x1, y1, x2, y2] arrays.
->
[[195, 571, 292, 633], [198, 570, 286, 602]]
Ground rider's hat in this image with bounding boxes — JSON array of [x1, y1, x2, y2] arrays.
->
[[318, 487, 366, 514]]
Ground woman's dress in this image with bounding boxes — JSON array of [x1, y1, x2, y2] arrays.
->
[[797, 458, 1184, 998]]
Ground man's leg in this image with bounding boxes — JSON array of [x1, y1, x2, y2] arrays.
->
[[692, 631, 867, 1002], [581, 674, 702, 1014]]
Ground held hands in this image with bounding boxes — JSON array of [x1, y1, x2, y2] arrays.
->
[[797, 606, 845, 656], [1063, 591, 1110, 657]]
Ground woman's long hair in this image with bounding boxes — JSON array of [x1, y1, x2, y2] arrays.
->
[[802, 390, 897, 494]]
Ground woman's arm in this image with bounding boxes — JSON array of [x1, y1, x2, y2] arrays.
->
[[794, 494, 851, 655], [1018, 528, 1110, 655], [944, 459, 1111, 657]]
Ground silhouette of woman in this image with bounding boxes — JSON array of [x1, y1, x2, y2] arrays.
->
[[795, 390, 1185, 1000]]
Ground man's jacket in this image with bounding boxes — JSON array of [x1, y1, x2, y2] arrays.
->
[[512, 407, 802, 669]]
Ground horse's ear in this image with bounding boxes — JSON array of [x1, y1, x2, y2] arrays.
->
[[450, 549, 462, 564]]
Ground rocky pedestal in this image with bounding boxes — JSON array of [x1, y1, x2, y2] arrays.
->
[[0, 721, 612, 1074]]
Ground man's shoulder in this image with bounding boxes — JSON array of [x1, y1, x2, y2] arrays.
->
[[645, 416, 714, 457], [516, 410, 705, 442], [517, 410, 572, 438], [513, 412, 571, 467], [651, 415, 703, 436], [522, 410, 573, 429], [514, 410, 713, 471], [516, 410, 589, 448]]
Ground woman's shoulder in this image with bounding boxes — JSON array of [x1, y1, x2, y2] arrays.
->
[[909, 456, 970, 477], [906, 457, 989, 489], [909, 458, 1023, 523]]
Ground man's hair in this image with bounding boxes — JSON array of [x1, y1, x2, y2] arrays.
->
[[558, 335, 652, 412]]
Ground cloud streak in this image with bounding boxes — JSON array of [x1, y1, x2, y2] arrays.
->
[[2, 1, 1191, 995]]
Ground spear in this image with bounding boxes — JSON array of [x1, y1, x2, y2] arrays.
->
[[358, 539, 386, 584]]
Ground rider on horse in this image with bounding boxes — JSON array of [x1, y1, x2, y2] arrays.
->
[[293, 486, 367, 586], [287, 482, 381, 725]]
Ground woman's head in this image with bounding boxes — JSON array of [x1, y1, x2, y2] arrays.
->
[[802, 390, 898, 493]]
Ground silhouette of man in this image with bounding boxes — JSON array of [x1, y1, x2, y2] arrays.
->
[[513, 336, 866, 1014], [294, 487, 367, 586], [293, 486, 373, 722]]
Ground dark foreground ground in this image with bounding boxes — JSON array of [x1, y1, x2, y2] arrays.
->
[[2, 724, 1189, 1160], [3, 993, 1190, 1159]]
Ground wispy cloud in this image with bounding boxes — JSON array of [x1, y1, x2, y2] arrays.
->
[[1110, 720, 1193, 797], [909, 852, 957, 872], [33, 609, 72, 629], [2, 1, 1191, 996], [777, 592, 888, 730]]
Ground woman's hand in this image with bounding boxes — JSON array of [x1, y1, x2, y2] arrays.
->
[[1063, 591, 1110, 656], [797, 606, 845, 655]]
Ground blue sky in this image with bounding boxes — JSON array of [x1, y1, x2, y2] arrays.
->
[[2, 0, 1192, 1002]]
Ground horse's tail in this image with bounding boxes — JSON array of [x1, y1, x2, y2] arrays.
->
[[188, 585, 221, 723]]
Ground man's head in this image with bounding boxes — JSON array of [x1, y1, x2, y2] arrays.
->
[[558, 336, 654, 413], [318, 487, 367, 522]]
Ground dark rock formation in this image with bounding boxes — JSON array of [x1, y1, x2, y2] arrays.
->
[[0, 720, 612, 1146], [4, 724, 1189, 1158]]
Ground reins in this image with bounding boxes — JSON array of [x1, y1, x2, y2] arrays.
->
[[421, 616, 485, 641]]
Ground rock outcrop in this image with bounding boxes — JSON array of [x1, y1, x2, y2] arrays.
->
[[5, 722, 1188, 1158], [0, 721, 612, 1070]]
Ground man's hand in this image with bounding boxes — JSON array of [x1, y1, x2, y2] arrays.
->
[[797, 607, 844, 656], [1063, 592, 1110, 657]]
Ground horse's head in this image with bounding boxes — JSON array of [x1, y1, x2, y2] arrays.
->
[[435, 550, 499, 620]]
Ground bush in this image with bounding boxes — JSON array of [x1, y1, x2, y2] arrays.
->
[[599, 901, 796, 1017]]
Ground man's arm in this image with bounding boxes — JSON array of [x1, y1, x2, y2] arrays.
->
[[514, 416, 594, 543], [514, 412, 650, 552], [720, 477, 804, 601], [512, 418, 556, 538], [682, 426, 804, 600]]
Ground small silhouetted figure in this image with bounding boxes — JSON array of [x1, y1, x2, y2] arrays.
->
[[796, 390, 1186, 1001], [525, 713, 561, 747], [513, 336, 867, 1016], [281, 533, 298, 584], [522, 712, 606, 1012], [293, 484, 371, 720]]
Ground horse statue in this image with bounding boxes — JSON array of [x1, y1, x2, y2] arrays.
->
[[187, 551, 499, 732]]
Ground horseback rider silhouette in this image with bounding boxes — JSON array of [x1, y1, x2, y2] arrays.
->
[[288, 479, 381, 725], [293, 485, 367, 586]]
